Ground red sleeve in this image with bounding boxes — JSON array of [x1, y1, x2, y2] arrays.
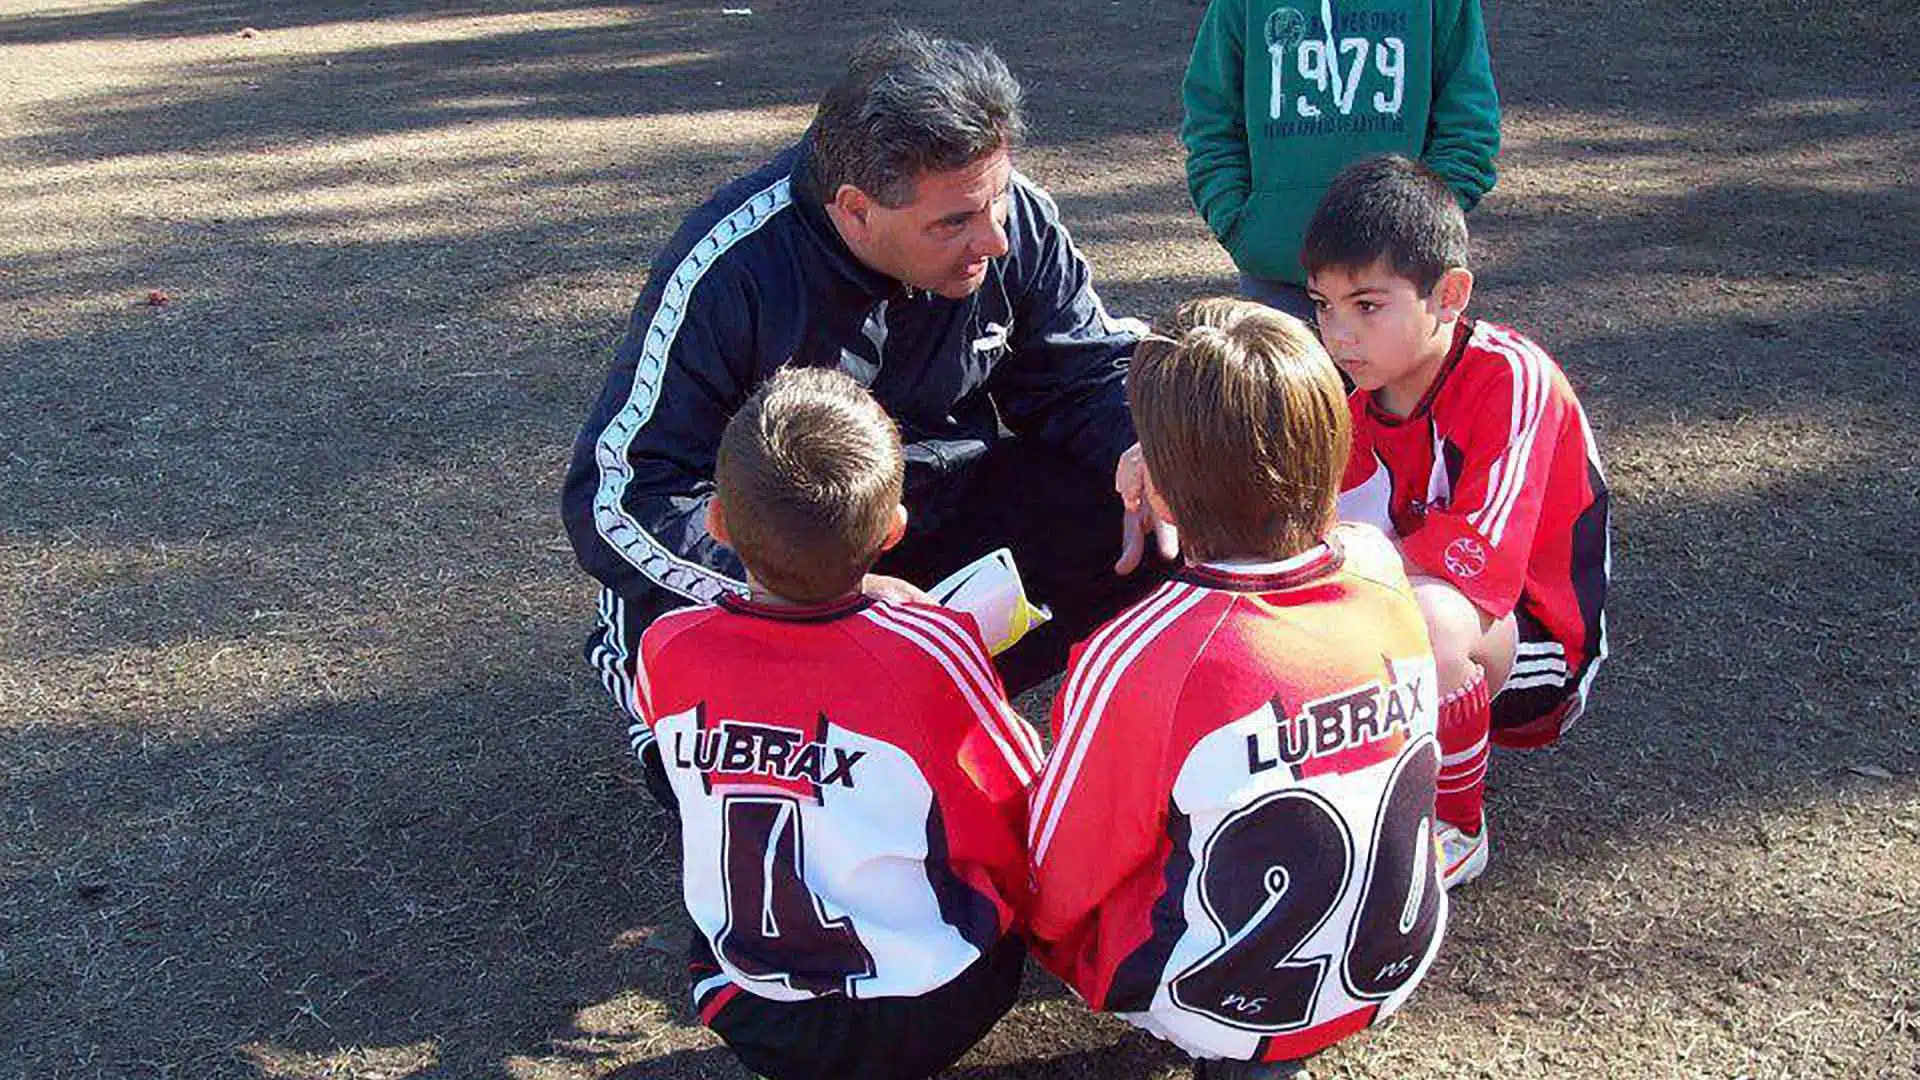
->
[[1400, 338, 1569, 618], [875, 603, 1044, 923], [1025, 628, 1181, 1004], [634, 607, 709, 726]]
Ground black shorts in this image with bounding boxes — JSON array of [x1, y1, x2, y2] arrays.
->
[[1490, 606, 1587, 749], [696, 935, 1027, 1080]]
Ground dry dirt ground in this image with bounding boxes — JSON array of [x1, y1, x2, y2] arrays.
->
[[2, 0, 1915, 1077]]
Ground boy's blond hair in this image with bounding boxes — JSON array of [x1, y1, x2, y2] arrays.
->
[[715, 367, 904, 603], [1129, 298, 1351, 563]]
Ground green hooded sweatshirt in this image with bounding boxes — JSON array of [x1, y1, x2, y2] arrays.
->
[[1182, 0, 1501, 284]]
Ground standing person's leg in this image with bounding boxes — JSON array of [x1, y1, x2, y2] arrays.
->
[[1238, 273, 1318, 324], [873, 439, 1175, 696]]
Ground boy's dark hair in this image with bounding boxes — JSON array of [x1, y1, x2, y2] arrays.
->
[[811, 28, 1025, 208], [1130, 298, 1351, 563], [1301, 155, 1469, 294], [715, 367, 905, 604]]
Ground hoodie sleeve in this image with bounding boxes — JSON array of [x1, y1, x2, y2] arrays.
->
[[989, 177, 1142, 481], [1181, 0, 1253, 246], [1422, 0, 1501, 209]]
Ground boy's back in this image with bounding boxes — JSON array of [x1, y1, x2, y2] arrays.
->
[[638, 592, 1040, 1009], [1029, 525, 1446, 1062]]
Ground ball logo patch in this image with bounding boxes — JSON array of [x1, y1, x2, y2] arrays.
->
[[1444, 537, 1488, 578]]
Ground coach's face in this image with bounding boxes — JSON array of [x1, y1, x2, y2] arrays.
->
[[834, 146, 1013, 299]]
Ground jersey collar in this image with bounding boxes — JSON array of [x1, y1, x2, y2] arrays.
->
[[717, 591, 875, 623], [1177, 537, 1346, 592]]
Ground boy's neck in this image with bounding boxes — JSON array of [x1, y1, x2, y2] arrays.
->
[[1375, 319, 1461, 417], [746, 574, 859, 609]]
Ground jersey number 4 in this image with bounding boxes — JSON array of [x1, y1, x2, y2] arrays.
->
[[1170, 740, 1442, 1031], [718, 795, 876, 995]]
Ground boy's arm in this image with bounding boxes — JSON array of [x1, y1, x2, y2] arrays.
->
[[1399, 342, 1567, 618], [1181, 0, 1253, 246], [1423, 0, 1501, 210], [1026, 649, 1170, 1000]]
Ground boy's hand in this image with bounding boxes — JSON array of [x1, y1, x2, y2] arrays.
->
[[1114, 443, 1180, 575], [861, 573, 933, 605]]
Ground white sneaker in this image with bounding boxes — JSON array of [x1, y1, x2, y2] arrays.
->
[[1436, 822, 1489, 890]]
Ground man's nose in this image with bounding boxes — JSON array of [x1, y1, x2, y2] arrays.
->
[[973, 212, 1010, 260]]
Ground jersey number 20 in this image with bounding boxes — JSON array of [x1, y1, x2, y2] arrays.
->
[[718, 795, 876, 995], [1170, 740, 1442, 1030]]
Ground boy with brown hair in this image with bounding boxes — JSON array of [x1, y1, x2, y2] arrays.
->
[[1305, 154, 1611, 889], [1029, 300, 1447, 1080], [633, 366, 1041, 1080]]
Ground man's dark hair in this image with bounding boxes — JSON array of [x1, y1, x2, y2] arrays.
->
[[715, 367, 904, 604], [811, 28, 1024, 208], [1301, 155, 1469, 294]]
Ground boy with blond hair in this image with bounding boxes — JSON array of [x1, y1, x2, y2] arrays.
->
[[633, 367, 1041, 1080], [1029, 300, 1446, 1080], [1306, 155, 1611, 888]]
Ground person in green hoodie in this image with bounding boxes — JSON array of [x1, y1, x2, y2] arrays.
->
[[1182, 0, 1500, 321]]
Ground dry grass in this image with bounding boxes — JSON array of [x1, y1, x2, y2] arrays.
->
[[2, 0, 1916, 1078]]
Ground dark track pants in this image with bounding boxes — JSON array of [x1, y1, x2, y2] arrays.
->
[[698, 936, 1027, 1080]]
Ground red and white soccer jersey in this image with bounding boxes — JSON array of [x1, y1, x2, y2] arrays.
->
[[1339, 319, 1611, 737], [634, 593, 1042, 1017], [1028, 527, 1447, 1063]]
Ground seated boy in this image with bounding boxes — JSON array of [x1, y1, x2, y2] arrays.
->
[[631, 367, 1041, 1080], [1029, 300, 1448, 1080], [1304, 155, 1612, 889]]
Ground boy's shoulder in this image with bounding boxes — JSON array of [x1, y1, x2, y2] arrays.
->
[[1453, 319, 1574, 392], [640, 601, 727, 653], [1065, 581, 1228, 699]]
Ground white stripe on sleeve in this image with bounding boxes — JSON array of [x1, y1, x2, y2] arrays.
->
[[591, 176, 793, 603]]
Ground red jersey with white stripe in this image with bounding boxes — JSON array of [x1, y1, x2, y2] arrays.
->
[[1028, 527, 1447, 1062], [634, 593, 1041, 1008], [1339, 319, 1610, 716]]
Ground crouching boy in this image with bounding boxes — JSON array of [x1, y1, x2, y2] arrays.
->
[[1305, 155, 1611, 888], [1028, 300, 1447, 1079], [633, 367, 1042, 1080]]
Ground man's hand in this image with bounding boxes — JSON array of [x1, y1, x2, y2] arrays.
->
[[1114, 443, 1180, 575], [861, 573, 933, 605]]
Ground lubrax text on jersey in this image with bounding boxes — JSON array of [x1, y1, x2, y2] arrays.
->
[[1245, 673, 1429, 773], [672, 720, 867, 788]]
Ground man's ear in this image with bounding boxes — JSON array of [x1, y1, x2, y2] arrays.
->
[[831, 183, 874, 231], [705, 499, 732, 549], [1435, 267, 1474, 322], [878, 504, 908, 552]]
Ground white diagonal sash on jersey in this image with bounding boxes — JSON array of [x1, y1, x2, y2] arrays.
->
[[1028, 580, 1189, 851], [863, 605, 1039, 786], [1032, 583, 1209, 866]]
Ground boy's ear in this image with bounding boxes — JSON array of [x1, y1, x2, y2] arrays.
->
[[878, 504, 908, 552], [1144, 469, 1179, 532], [1435, 267, 1474, 321], [705, 499, 731, 549]]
